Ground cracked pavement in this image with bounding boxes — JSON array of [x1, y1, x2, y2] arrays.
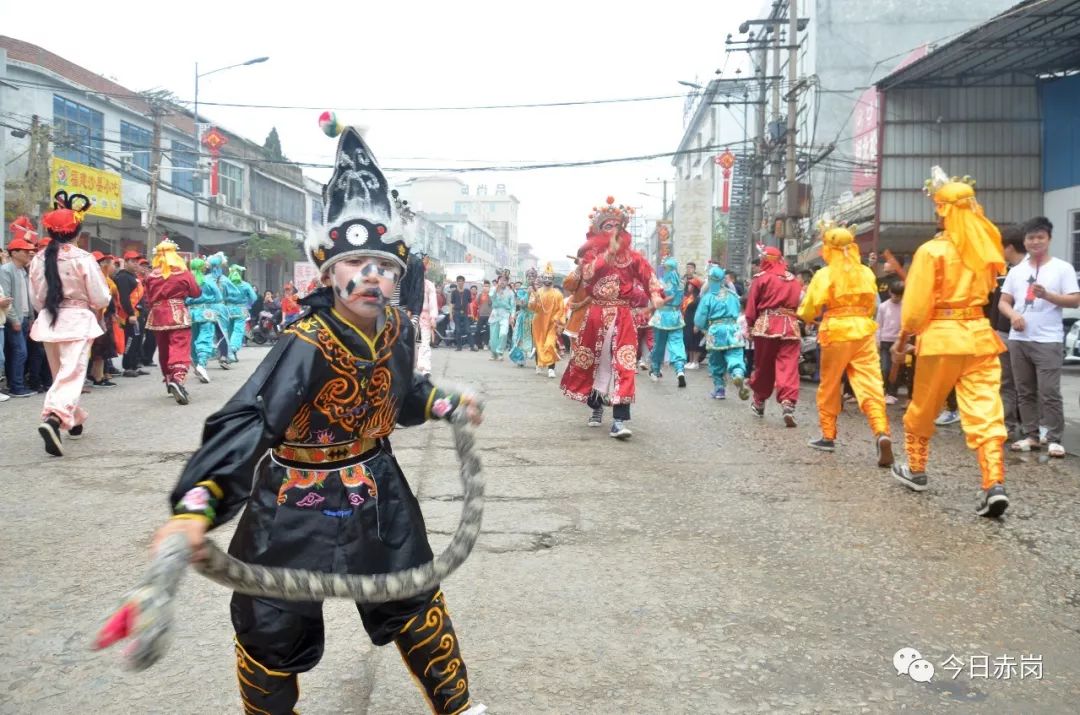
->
[[1, 347, 1079, 713]]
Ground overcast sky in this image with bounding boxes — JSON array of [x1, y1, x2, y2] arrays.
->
[[3, 0, 751, 263]]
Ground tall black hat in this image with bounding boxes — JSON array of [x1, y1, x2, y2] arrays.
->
[[305, 126, 412, 273]]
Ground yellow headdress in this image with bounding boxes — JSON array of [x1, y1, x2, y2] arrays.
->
[[152, 237, 188, 280], [816, 214, 862, 296], [923, 166, 1004, 300], [543, 262, 555, 276]]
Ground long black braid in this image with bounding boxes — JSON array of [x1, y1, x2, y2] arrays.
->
[[41, 191, 90, 327]]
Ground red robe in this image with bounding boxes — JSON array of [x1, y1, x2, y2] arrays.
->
[[745, 265, 802, 405], [144, 269, 200, 330], [560, 245, 662, 405]]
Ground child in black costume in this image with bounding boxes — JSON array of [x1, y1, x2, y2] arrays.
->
[[152, 126, 486, 715]]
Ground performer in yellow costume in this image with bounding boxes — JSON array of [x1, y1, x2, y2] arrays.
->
[[797, 218, 892, 466], [529, 263, 566, 378], [891, 166, 1009, 518]]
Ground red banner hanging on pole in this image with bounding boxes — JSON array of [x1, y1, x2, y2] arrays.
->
[[201, 127, 229, 198]]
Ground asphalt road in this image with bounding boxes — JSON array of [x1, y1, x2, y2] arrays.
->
[[1, 346, 1078, 714]]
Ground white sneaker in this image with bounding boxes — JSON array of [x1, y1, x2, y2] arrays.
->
[[1047, 442, 1065, 458], [685, 362, 698, 370], [461, 704, 488, 715], [0, 392, 9, 402], [547, 367, 556, 378], [884, 394, 898, 405], [194, 364, 211, 383], [934, 409, 960, 426]]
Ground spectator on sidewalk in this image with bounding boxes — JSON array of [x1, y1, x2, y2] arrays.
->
[[999, 216, 1080, 458], [876, 279, 904, 404], [448, 275, 472, 351], [476, 280, 492, 350], [1, 237, 41, 397], [984, 226, 1028, 439]]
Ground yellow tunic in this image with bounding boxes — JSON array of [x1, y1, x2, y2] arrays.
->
[[797, 262, 888, 439], [796, 263, 878, 346], [900, 232, 1004, 357], [529, 287, 566, 367]]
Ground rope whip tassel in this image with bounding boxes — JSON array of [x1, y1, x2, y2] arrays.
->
[[94, 403, 485, 671]]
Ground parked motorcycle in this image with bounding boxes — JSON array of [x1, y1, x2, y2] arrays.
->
[[250, 310, 282, 345], [798, 328, 819, 381]]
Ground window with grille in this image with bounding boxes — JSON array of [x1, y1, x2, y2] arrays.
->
[[171, 141, 196, 195], [53, 95, 104, 168], [120, 121, 152, 180], [1072, 210, 1080, 268], [219, 161, 244, 209]]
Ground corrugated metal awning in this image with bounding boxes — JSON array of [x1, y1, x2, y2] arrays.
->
[[159, 219, 252, 247], [878, 0, 1080, 89]]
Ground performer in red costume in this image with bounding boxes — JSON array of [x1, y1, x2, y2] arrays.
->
[[143, 238, 200, 405], [745, 247, 802, 426], [560, 196, 663, 439]]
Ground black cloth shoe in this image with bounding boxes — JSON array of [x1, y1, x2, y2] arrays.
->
[[892, 464, 928, 492], [976, 484, 1009, 518], [38, 416, 63, 457], [677, 373, 686, 388], [135, 369, 150, 376], [92, 379, 118, 387], [68, 424, 84, 439], [808, 437, 835, 452], [122, 370, 139, 378]]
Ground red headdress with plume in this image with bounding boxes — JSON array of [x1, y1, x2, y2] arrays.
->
[[41, 191, 91, 240]]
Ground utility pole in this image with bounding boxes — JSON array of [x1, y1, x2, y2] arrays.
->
[[144, 95, 168, 255], [751, 37, 768, 251], [768, 20, 783, 244], [784, 0, 801, 256]]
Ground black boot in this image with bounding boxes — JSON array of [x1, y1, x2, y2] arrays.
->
[[235, 641, 300, 715], [395, 591, 474, 714]]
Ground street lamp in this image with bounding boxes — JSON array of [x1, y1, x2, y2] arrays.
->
[[677, 80, 703, 90], [192, 56, 269, 255]]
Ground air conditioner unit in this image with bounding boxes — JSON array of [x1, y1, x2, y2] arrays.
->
[[255, 219, 269, 232]]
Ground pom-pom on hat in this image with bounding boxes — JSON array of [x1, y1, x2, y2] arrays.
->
[[306, 116, 412, 274]]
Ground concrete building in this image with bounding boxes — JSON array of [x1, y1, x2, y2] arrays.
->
[[872, 0, 1080, 266], [0, 35, 307, 291], [398, 175, 520, 272], [424, 213, 499, 276], [800, 0, 1016, 215]]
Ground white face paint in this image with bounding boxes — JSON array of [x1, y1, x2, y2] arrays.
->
[[331, 256, 400, 316]]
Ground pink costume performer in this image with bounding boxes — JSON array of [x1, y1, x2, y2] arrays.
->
[[29, 191, 111, 456], [417, 262, 438, 376]]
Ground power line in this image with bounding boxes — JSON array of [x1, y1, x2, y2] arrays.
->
[[2, 78, 687, 112], [4, 114, 742, 174]]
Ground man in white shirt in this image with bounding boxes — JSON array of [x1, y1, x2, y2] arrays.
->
[[998, 216, 1080, 457]]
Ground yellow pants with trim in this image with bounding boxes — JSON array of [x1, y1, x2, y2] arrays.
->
[[817, 335, 889, 440], [903, 353, 1007, 489]]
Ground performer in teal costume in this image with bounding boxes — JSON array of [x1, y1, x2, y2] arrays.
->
[[185, 256, 223, 383], [694, 264, 749, 400], [206, 252, 232, 369], [224, 264, 257, 362], [649, 257, 687, 387], [509, 280, 535, 367], [488, 275, 515, 360]]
